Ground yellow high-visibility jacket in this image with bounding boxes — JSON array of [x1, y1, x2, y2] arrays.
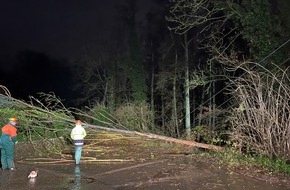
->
[[70, 125, 87, 141]]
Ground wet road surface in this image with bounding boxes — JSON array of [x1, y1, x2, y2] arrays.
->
[[0, 155, 289, 190]]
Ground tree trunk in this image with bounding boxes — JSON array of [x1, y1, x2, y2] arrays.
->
[[150, 57, 155, 130], [184, 33, 191, 138], [161, 93, 165, 132], [87, 124, 224, 152], [173, 51, 179, 138], [208, 62, 215, 130], [198, 85, 205, 127], [212, 74, 216, 130], [208, 62, 212, 129], [134, 132, 224, 151]]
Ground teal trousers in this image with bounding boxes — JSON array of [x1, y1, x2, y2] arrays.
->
[[74, 146, 83, 165], [0, 135, 15, 170]]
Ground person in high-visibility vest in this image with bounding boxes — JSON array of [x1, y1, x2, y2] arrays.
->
[[70, 120, 87, 165], [0, 117, 19, 171]]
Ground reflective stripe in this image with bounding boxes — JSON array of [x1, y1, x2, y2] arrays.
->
[[74, 139, 84, 146]]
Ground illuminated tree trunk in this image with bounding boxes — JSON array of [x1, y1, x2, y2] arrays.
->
[[173, 51, 180, 138], [184, 33, 191, 138]]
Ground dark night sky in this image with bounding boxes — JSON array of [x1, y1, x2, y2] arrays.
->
[[0, 0, 154, 71], [0, 0, 157, 104]]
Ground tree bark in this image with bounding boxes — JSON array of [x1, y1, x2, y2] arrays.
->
[[135, 132, 224, 152], [173, 50, 179, 138], [184, 33, 191, 138]]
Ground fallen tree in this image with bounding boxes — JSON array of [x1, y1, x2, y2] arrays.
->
[[1, 85, 224, 153], [86, 124, 224, 152]]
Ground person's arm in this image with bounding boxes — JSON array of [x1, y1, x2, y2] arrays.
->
[[11, 136, 18, 143], [10, 127, 18, 143], [71, 128, 75, 140], [83, 128, 87, 138]]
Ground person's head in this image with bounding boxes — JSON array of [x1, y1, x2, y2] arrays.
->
[[75, 120, 82, 127], [9, 117, 18, 126]]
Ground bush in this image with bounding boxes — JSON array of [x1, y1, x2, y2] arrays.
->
[[114, 102, 152, 131]]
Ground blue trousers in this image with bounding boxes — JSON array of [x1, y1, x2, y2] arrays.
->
[[74, 146, 83, 165]]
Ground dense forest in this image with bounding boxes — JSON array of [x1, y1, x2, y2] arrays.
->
[[0, 0, 289, 161]]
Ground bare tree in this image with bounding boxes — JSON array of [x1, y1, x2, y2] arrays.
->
[[73, 51, 127, 108], [231, 64, 289, 159], [166, 0, 227, 35]]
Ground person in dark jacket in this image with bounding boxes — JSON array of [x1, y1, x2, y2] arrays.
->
[[0, 117, 19, 171]]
